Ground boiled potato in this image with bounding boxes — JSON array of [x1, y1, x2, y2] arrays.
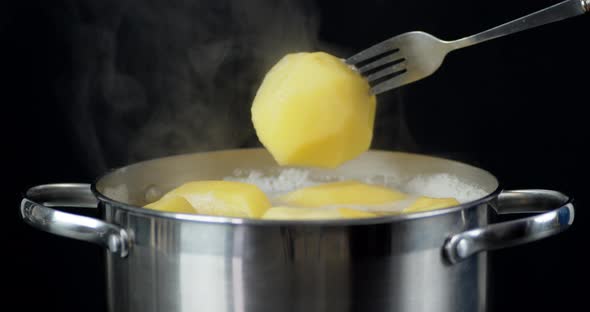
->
[[262, 206, 376, 220], [144, 196, 196, 214], [162, 181, 271, 218], [277, 181, 406, 207], [251, 52, 376, 168], [403, 196, 460, 213]]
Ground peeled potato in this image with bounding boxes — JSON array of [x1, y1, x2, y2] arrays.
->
[[163, 181, 271, 218], [251, 52, 376, 168], [262, 206, 377, 220], [403, 196, 460, 213], [277, 181, 406, 207], [144, 196, 196, 214]]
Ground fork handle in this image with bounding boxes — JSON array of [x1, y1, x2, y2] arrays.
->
[[449, 0, 589, 50]]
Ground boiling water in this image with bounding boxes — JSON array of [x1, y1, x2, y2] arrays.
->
[[224, 168, 487, 214], [115, 167, 488, 213]]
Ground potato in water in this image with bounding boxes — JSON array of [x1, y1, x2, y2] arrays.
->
[[145, 181, 271, 218], [145, 196, 196, 214], [251, 52, 376, 168], [277, 181, 406, 207], [143, 180, 460, 219]]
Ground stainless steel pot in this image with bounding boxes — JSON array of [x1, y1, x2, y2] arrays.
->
[[20, 148, 574, 312]]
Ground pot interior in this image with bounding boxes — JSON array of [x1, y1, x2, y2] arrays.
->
[[95, 148, 499, 210]]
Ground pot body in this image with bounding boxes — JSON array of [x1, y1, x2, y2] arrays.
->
[[103, 199, 490, 312], [20, 149, 574, 312]]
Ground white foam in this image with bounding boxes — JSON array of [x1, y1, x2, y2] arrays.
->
[[224, 168, 319, 196], [403, 173, 487, 203]]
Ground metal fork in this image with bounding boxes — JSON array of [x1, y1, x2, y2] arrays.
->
[[348, 0, 589, 95]]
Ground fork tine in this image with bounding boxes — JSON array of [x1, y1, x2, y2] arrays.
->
[[346, 37, 400, 65], [371, 72, 409, 95], [365, 61, 406, 82], [357, 53, 402, 73]]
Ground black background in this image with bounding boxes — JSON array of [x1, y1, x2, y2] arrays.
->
[[5, 0, 588, 311]]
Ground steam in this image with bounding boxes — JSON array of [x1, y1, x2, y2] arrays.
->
[[62, 0, 319, 174], [61, 0, 416, 175]]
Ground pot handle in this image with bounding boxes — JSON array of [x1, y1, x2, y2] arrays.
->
[[20, 183, 129, 258], [443, 189, 574, 264]]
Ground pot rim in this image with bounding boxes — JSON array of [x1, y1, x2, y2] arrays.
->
[[91, 149, 502, 226]]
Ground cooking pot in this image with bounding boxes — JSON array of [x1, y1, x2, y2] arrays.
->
[[20, 148, 574, 312]]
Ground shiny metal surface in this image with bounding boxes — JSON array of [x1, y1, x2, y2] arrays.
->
[[444, 190, 574, 264], [20, 184, 129, 257], [19, 149, 575, 312], [347, 0, 589, 94], [103, 199, 489, 312]]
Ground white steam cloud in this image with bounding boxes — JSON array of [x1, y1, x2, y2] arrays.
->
[[60, 0, 415, 175], [62, 0, 320, 174]]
